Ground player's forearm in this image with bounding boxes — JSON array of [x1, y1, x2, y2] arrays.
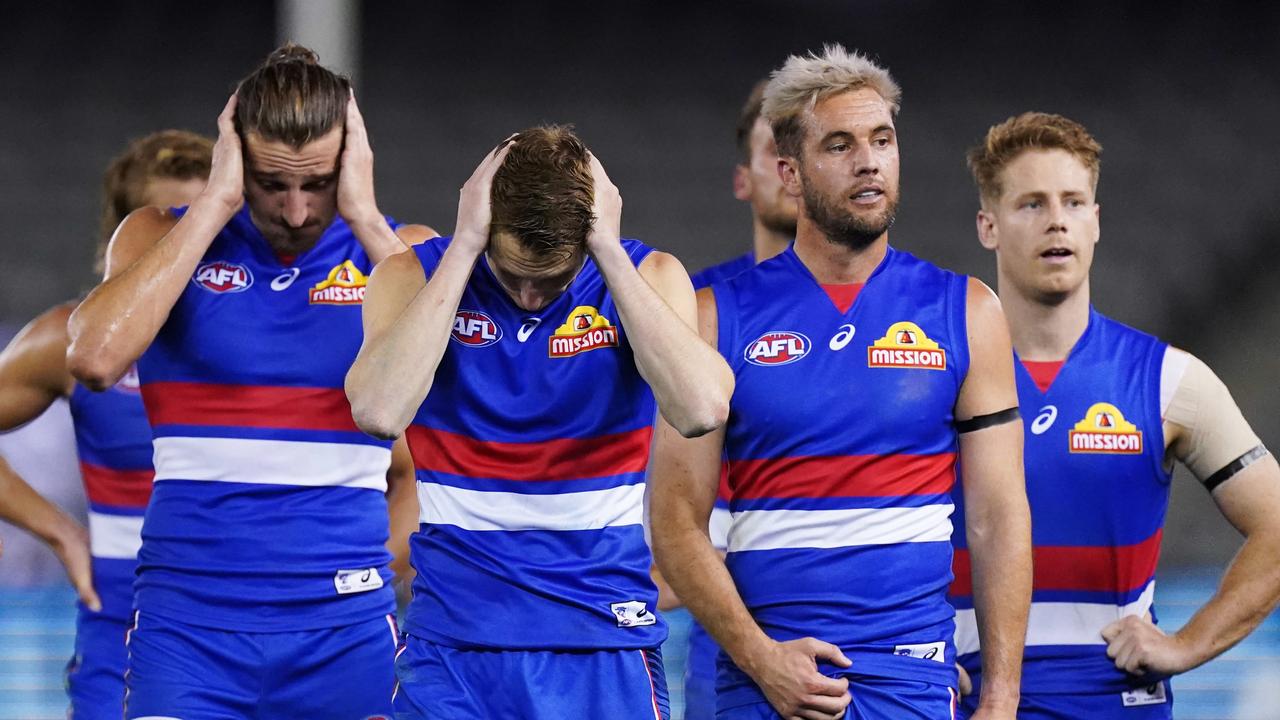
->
[[1174, 526, 1280, 669], [68, 202, 229, 389], [967, 488, 1031, 709], [348, 241, 478, 438], [652, 516, 772, 672], [594, 246, 731, 437], [0, 460, 85, 550]]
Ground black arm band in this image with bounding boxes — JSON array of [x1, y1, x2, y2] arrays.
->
[[1203, 445, 1269, 492], [955, 407, 1020, 434]]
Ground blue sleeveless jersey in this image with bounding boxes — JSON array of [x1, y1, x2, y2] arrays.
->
[[69, 367, 153, 621], [713, 246, 968, 707], [134, 206, 396, 631], [691, 251, 754, 291], [950, 309, 1171, 695], [403, 236, 666, 650]]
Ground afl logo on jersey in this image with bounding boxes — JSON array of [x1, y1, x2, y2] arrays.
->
[[744, 331, 811, 366], [192, 261, 253, 294], [309, 260, 368, 305], [549, 306, 618, 357], [867, 321, 946, 370], [1068, 402, 1143, 454], [451, 310, 502, 347]]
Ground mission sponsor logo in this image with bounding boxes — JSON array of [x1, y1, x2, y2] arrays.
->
[[451, 310, 502, 347], [192, 261, 253, 294], [744, 331, 810, 366], [549, 306, 618, 357], [1069, 402, 1143, 454], [309, 260, 368, 305], [867, 322, 946, 370]]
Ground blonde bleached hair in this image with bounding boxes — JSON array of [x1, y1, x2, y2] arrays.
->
[[968, 112, 1102, 206], [762, 44, 902, 159]]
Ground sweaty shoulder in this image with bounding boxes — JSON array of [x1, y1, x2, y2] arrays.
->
[[104, 206, 182, 279], [394, 223, 439, 247], [638, 250, 690, 285]]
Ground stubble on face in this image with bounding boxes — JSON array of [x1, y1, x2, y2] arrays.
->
[[801, 172, 898, 251]]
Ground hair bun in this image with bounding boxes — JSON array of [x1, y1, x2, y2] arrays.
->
[[265, 42, 319, 66]]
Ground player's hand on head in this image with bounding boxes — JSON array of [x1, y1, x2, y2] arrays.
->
[[750, 637, 853, 719], [337, 91, 381, 228], [52, 524, 101, 613], [585, 152, 623, 256], [200, 93, 245, 217], [1102, 613, 1196, 676], [452, 135, 516, 256]]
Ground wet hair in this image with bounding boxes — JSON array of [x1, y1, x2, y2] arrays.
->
[[762, 44, 901, 160], [234, 42, 350, 148], [97, 130, 213, 272], [968, 112, 1103, 205], [734, 79, 769, 163], [490, 125, 595, 259]]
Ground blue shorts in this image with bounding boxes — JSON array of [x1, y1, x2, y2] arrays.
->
[[719, 676, 957, 720], [683, 619, 719, 720], [65, 610, 130, 720], [959, 681, 1173, 720], [124, 611, 399, 719], [392, 633, 669, 719]]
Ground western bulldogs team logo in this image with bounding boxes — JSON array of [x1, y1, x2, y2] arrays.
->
[[744, 331, 811, 366], [1069, 402, 1143, 454], [868, 321, 946, 370], [192, 261, 253, 293], [309, 260, 368, 305], [451, 310, 502, 347], [549, 306, 618, 357]]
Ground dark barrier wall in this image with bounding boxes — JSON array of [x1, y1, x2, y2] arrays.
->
[[2, 0, 1278, 564]]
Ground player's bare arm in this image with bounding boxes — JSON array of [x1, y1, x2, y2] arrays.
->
[[338, 92, 436, 262], [956, 278, 1031, 720], [0, 303, 98, 609], [650, 287, 852, 720], [585, 154, 732, 438], [68, 96, 244, 389], [1103, 350, 1280, 675], [385, 435, 418, 588], [346, 141, 514, 439]]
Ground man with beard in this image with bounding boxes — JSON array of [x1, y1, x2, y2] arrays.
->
[[650, 45, 1032, 720], [690, 79, 798, 289], [67, 45, 428, 718]]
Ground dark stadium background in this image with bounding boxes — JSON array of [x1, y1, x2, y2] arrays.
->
[[1, 2, 1277, 718]]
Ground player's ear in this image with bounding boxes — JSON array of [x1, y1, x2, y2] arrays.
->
[[1094, 203, 1101, 245], [777, 157, 802, 198], [976, 209, 998, 251], [732, 164, 752, 201]]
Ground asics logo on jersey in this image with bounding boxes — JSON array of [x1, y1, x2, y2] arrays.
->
[[451, 310, 502, 347], [1068, 402, 1143, 454], [270, 267, 301, 291], [1030, 405, 1058, 435], [745, 331, 811, 366], [516, 317, 541, 343], [309, 260, 368, 305], [829, 324, 856, 351], [192, 261, 253, 293], [867, 321, 946, 370], [549, 306, 618, 357]]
